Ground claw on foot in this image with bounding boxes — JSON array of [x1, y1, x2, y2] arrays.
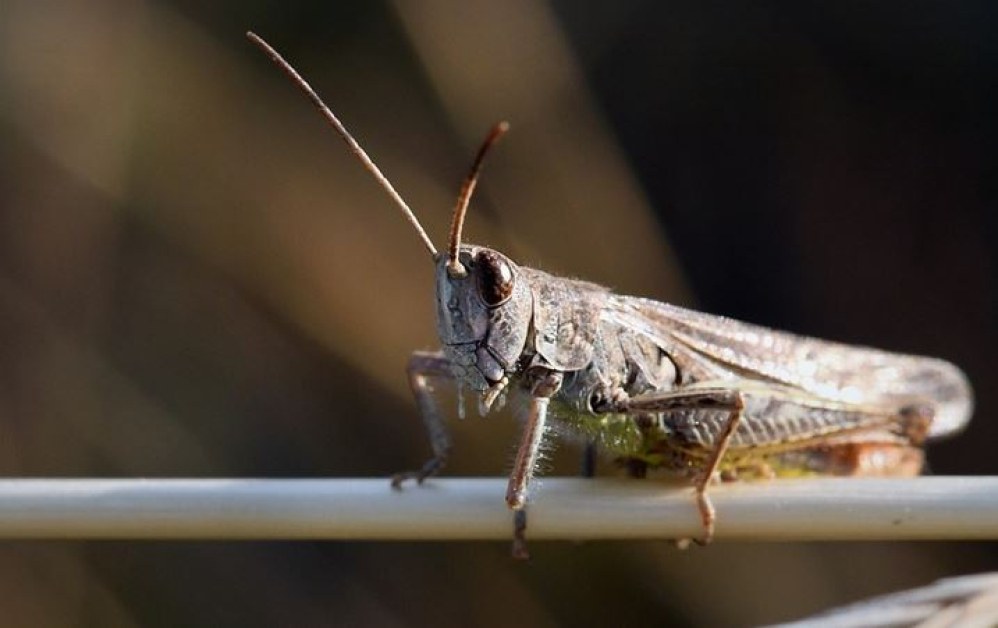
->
[[512, 510, 530, 560], [390, 471, 423, 490], [390, 456, 446, 489], [694, 488, 716, 545]]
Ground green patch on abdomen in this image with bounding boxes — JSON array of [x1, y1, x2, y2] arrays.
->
[[548, 402, 647, 456]]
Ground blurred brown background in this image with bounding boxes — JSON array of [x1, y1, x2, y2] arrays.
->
[[0, 1, 995, 626]]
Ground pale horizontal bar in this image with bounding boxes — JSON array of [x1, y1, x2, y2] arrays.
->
[[0, 477, 995, 541]]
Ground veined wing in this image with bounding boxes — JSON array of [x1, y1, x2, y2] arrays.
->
[[603, 295, 973, 439]]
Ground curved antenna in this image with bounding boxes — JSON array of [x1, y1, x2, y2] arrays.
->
[[446, 121, 510, 277], [246, 32, 438, 258]]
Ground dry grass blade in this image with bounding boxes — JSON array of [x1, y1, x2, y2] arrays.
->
[[766, 572, 998, 628]]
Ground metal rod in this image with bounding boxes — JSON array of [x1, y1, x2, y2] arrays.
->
[[0, 477, 994, 541]]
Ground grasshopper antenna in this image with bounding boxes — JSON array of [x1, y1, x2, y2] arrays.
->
[[446, 121, 509, 277], [246, 31, 438, 258]]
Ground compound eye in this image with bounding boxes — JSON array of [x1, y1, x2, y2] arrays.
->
[[475, 250, 515, 307]]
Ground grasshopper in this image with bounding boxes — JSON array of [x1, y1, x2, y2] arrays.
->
[[247, 33, 973, 558]]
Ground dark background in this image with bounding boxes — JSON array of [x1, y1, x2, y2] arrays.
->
[[0, 1, 995, 626]]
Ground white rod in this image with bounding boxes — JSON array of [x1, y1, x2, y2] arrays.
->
[[0, 477, 995, 541]]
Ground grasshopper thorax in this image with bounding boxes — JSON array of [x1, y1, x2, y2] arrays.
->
[[435, 245, 532, 400]]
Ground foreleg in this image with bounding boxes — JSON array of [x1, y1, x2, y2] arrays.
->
[[391, 350, 455, 488]]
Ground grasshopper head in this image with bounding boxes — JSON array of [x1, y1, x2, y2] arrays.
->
[[435, 245, 531, 400]]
